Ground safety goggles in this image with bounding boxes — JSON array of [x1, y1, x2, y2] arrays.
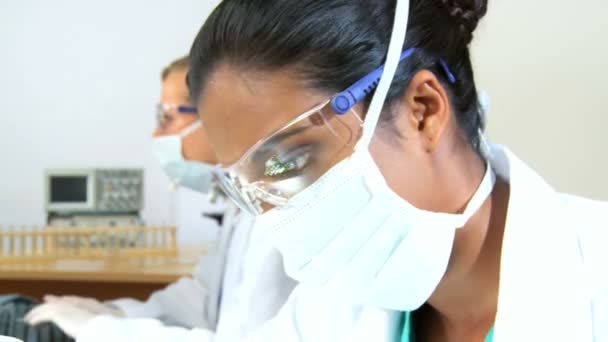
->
[[212, 99, 363, 214], [155, 103, 198, 129], [213, 48, 455, 215]]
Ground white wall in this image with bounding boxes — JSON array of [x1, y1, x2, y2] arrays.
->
[[1, 0, 607, 230], [474, 0, 608, 199], [0, 1, 219, 227]]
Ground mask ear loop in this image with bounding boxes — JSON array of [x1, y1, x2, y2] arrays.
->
[[179, 120, 202, 138], [355, 0, 410, 152]]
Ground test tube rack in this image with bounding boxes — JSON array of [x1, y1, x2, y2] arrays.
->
[[0, 226, 177, 264]]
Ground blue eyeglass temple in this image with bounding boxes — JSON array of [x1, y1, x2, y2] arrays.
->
[[330, 48, 456, 115], [177, 105, 198, 114]]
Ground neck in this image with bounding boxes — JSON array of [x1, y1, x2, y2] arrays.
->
[[423, 174, 509, 337]]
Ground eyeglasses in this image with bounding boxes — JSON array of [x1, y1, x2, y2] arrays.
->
[[155, 103, 198, 129], [212, 48, 456, 215]]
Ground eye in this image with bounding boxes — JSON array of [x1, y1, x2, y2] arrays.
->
[[159, 114, 175, 129], [263, 146, 313, 178]]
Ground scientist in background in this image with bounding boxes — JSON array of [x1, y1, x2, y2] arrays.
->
[[25, 56, 296, 341]]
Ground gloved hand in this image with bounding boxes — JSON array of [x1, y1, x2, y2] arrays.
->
[[24, 301, 97, 338], [43, 295, 125, 317]]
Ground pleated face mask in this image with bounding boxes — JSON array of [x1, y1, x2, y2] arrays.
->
[[257, 140, 495, 310], [153, 120, 215, 193]]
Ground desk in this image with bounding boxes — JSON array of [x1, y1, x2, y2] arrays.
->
[[0, 246, 204, 301]]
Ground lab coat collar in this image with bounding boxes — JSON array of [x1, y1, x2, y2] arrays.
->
[[364, 145, 593, 341], [489, 145, 592, 341]]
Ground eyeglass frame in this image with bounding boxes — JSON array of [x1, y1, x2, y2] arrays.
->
[[155, 103, 198, 129]]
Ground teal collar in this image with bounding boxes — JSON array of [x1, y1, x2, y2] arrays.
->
[[400, 312, 494, 342]]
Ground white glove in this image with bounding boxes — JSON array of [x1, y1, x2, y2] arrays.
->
[[24, 301, 97, 338], [0, 337, 24, 342], [44, 295, 125, 317]]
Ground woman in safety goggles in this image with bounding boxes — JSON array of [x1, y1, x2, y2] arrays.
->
[[186, 0, 608, 341]]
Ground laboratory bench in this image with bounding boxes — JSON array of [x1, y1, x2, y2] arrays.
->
[[0, 246, 204, 301]]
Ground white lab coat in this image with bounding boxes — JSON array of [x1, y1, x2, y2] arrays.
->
[[108, 198, 238, 329], [246, 144, 608, 341], [77, 201, 297, 341]]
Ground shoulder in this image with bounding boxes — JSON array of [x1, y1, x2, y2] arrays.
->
[[559, 194, 608, 306], [559, 193, 608, 263]]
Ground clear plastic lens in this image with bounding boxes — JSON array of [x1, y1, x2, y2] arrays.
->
[[214, 101, 362, 215], [156, 103, 197, 130], [212, 169, 258, 214]]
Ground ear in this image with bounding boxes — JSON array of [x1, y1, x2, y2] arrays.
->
[[402, 70, 451, 152]]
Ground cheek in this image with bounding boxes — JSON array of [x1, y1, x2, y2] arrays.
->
[[369, 130, 429, 205], [182, 128, 217, 164]]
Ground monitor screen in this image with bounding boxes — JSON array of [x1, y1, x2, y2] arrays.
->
[[50, 176, 88, 203]]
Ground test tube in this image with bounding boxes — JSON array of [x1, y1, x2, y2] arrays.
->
[[32, 226, 40, 257], [101, 227, 109, 256], [170, 226, 177, 251], [152, 226, 159, 249], [48, 227, 56, 257], [142, 226, 149, 248], [8, 226, 15, 257], [0, 226, 4, 258], [16, 227, 23, 257], [55, 227, 63, 257], [160, 226, 168, 249], [85, 228, 92, 255]]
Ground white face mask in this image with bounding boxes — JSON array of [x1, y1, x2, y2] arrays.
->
[[258, 149, 495, 310], [152, 120, 214, 193], [256, 0, 495, 311]]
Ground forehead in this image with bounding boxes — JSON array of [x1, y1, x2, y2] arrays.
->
[[196, 64, 329, 165], [161, 69, 190, 101]]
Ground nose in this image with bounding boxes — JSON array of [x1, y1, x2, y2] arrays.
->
[[260, 202, 275, 213]]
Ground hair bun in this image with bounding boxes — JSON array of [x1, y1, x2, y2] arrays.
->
[[441, 0, 488, 44]]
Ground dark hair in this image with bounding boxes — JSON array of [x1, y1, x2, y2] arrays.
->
[[161, 55, 190, 81], [189, 0, 488, 151]]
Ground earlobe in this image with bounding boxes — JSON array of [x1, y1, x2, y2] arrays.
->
[[404, 70, 451, 152]]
